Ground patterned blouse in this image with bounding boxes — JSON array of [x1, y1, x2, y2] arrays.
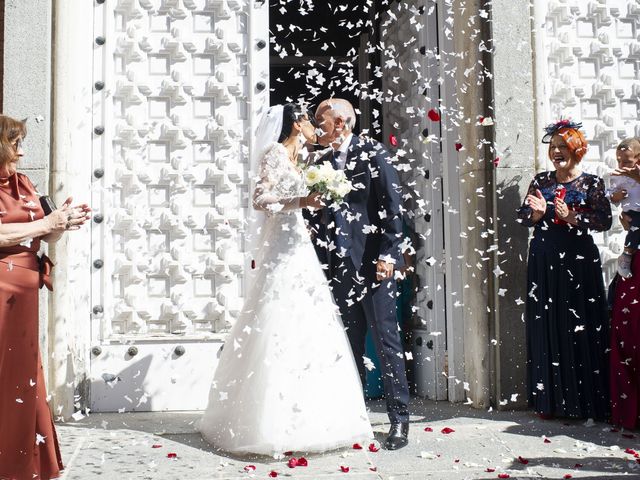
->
[[517, 171, 612, 233]]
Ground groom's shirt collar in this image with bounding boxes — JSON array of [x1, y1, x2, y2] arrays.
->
[[332, 132, 354, 170]]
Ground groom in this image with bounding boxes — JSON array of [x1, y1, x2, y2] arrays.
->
[[306, 98, 410, 450]]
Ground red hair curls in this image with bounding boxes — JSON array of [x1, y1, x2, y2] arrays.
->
[[552, 127, 588, 162]]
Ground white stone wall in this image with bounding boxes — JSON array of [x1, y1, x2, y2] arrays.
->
[[95, 0, 250, 340], [534, 0, 640, 280], [80, 0, 262, 412]]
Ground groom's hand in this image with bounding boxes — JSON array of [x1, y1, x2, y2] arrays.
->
[[376, 259, 394, 281]]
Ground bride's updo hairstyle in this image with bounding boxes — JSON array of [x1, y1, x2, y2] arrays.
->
[[277, 103, 302, 143]]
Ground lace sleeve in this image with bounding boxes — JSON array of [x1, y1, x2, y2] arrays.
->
[[252, 143, 301, 213], [574, 175, 612, 232], [516, 176, 539, 227]]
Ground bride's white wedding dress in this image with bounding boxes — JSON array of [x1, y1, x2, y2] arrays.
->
[[198, 142, 373, 456]]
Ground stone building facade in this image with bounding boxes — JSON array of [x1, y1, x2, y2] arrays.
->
[[1, 0, 636, 417]]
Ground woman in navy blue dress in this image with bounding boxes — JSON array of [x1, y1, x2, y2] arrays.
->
[[517, 121, 612, 420]]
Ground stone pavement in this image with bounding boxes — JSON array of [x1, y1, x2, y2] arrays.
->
[[57, 399, 640, 480]]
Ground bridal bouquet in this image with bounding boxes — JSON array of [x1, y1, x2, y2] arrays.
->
[[304, 161, 354, 203]]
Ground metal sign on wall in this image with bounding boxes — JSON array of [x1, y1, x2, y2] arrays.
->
[[89, 0, 268, 412]]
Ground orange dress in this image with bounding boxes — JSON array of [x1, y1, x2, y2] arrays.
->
[[0, 173, 62, 480]]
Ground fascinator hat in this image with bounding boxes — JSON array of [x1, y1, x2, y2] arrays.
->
[[541, 119, 583, 143], [543, 118, 588, 162]]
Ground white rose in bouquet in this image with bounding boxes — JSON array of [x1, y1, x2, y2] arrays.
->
[[303, 161, 353, 203]]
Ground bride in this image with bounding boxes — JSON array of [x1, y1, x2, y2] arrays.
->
[[198, 104, 373, 456]]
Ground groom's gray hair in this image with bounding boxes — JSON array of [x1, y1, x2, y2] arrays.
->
[[325, 99, 356, 131]]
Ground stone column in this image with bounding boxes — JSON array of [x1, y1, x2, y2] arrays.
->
[[2, 0, 52, 372], [450, 0, 493, 408], [487, 0, 536, 409], [48, 0, 94, 419]]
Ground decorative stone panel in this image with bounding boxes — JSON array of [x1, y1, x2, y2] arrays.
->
[[94, 0, 250, 340], [537, 0, 640, 280]]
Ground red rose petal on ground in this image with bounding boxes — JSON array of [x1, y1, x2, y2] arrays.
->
[[167, 452, 177, 459], [287, 457, 298, 468], [268, 471, 278, 478], [340, 466, 350, 473], [243, 465, 256, 472], [486, 468, 496, 472], [251, 259, 256, 269], [283, 451, 293, 456], [152, 444, 162, 448], [297, 457, 308, 467], [352, 443, 362, 450], [455, 142, 463, 151], [389, 134, 398, 147], [517, 456, 529, 465], [625, 448, 637, 455], [543, 438, 551, 443], [574, 463, 583, 468], [441, 427, 455, 434], [493, 157, 500, 167], [454, 459, 460, 463], [498, 474, 510, 479], [563, 475, 572, 479], [369, 467, 377, 472], [427, 109, 441, 122], [368, 443, 380, 453], [424, 427, 433, 432]]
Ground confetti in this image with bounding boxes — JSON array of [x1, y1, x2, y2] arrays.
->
[[427, 109, 441, 121]]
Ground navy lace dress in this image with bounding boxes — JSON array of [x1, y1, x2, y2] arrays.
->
[[517, 171, 612, 419]]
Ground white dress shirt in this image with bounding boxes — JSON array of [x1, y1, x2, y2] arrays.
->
[[332, 133, 353, 170]]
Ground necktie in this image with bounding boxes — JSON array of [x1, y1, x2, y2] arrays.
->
[[331, 149, 341, 169]]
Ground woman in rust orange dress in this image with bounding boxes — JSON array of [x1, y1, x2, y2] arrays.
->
[[0, 115, 90, 480]]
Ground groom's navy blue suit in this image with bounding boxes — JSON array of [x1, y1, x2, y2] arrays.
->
[[305, 135, 410, 424]]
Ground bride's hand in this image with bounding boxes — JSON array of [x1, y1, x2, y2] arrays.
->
[[301, 192, 324, 210]]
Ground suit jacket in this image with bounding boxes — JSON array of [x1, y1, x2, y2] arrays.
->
[[305, 135, 405, 272]]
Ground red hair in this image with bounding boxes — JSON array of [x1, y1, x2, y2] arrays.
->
[[550, 128, 588, 162]]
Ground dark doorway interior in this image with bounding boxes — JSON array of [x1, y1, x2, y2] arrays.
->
[[269, 1, 389, 139]]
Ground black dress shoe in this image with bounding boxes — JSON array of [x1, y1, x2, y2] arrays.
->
[[384, 422, 409, 450]]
